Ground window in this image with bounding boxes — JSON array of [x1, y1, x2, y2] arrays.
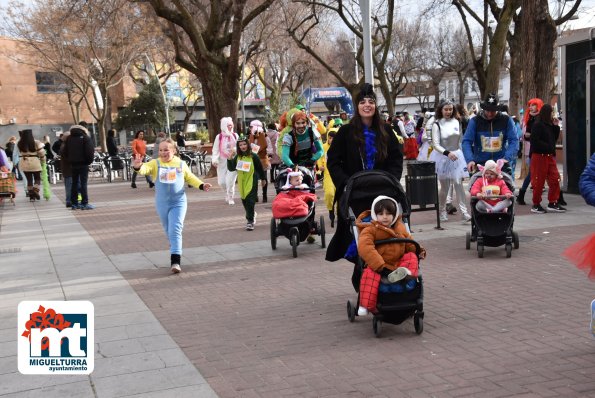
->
[[35, 72, 71, 93], [414, 85, 425, 95]]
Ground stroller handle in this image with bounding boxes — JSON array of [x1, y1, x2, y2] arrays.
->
[[374, 238, 422, 255], [471, 195, 510, 200]]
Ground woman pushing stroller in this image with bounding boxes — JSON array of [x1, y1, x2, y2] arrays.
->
[[357, 196, 426, 316]]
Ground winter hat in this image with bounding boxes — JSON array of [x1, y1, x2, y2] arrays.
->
[[69, 124, 89, 136], [370, 195, 400, 227], [480, 93, 500, 111], [282, 168, 308, 189], [355, 83, 376, 103], [220, 117, 234, 134], [250, 119, 264, 133], [479, 159, 506, 178]]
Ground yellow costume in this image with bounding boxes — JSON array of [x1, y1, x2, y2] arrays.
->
[[317, 128, 338, 225]]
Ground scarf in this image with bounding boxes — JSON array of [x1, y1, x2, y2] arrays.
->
[[363, 125, 376, 170]]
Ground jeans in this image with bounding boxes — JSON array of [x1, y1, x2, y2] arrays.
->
[[70, 164, 89, 206], [64, 176, 72, 205]]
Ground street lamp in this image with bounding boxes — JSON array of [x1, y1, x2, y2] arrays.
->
[[144, 54, 171, 137], [342, 34, 359, 83]]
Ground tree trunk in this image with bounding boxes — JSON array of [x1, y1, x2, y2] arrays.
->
[[508, 31, 523, 117], [521, 0, 557, 102], [198, 63, 239, 142]]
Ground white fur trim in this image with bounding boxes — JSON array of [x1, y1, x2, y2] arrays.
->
[[370, 195, 400, 227]]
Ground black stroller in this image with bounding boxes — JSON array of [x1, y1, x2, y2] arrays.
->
[[270, 166, 326, 258], [466, 171, 520, 258], [341, 170, 424, 337]]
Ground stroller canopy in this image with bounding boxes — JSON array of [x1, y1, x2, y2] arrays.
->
[[338, 170, 409, 221]]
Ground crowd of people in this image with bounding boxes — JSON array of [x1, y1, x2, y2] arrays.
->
[[1, 82, 594, 336]]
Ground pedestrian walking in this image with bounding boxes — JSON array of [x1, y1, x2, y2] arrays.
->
[[212, 117, 239, 205], [517, 98, 544, 205], [17, 129, 46, 201], [529, 104, 565, 214], [325, 82, 403, 262], [430, 100, 471, 222], [131, 138, 211, 273], [61, 125, 94, 209], [226, 135, 266, 231], [130, 130, 154, 189]]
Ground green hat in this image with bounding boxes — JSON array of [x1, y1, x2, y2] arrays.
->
[[295, 104, 305, 111], [237, 134, 249, 142]]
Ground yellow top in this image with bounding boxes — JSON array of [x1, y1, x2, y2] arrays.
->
[[138, 157, 204, 188]]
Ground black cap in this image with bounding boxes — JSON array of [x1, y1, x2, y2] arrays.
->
[[355, 83, 376, 103], [480, 93, 500, 111]]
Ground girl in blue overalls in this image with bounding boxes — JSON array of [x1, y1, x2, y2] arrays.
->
[[132, 138, 211, 273]]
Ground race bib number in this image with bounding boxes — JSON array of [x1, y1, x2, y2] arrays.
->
[[158, 167, 178, 184], [251, 143, 260, 154], [481, 184, 500, 196], [236, 160, 252, 172], [0, 172, 7, 179], [481, 134, 503, 152]]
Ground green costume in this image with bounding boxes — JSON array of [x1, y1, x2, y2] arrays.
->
[[227, 152, 265, 223]]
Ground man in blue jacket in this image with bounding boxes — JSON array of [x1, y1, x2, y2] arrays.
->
[[462, 93, 518, 176]]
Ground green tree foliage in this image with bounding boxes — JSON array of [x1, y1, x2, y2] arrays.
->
[[115, 78, 167, 132]]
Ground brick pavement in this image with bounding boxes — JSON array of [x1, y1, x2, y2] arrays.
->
[[122, 222, 595, 398], [42, 176, 595, 397]]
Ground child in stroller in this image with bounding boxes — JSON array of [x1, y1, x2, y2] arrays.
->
[[356, 195, 426, 316], [270, 167, 326, 257], [470, 159, 513, 213], [467, 159, 519, 257], [340, 170, 425, 336]]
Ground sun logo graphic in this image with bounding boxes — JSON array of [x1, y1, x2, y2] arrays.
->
[[18, 301, 94, 374]]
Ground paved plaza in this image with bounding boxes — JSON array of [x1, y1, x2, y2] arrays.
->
[[1, 172, 595, 397]]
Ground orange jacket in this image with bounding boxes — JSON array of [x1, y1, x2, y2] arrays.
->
[[356, 210, 418, 272], [132, 139, 147, 157]]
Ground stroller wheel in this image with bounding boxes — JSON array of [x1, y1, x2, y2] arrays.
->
[[505, 243, 512, 258], [465, 232, 471, 250], [347, 300, 356, 322], [319, 216, 326, 248], [477, 244, 484, 258], [513, 231, 520, 249], [270, 218, 277, 250], [373, 316, 382, 338], [414, 312, 424, 335], [290, 228, 299, 258]]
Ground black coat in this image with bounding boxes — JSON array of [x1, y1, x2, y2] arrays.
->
[[106, 136, 118, 156], [325, 122, 403, 262], [530, 120, 560, 156], [61, 131, 94, 166]]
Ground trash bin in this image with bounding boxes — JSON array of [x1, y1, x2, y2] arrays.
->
[[406, 161, 438, 206]]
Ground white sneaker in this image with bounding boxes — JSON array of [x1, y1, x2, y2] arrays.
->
[[387, 267, 411, 283], [357, 306, 369, 316], [171, 264, 181, 274], [253, 212, 257, 225], [462, 214, 472, 223], [228, 199, 235, 205], [440, 212, 448, 222]]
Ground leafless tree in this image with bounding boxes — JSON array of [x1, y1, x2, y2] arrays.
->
[[436, 25, 474, 105], [143, 0, 275, 141], [4, 0, 152, 151], [520, 0, 582, 103]]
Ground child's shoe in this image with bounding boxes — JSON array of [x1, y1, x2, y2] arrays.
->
[[229, 199, 235, 205], [387, 267, 411, 283], [591, 299, 595, 337], [253, 212, 257, 225], [246, 223, 254, 231], [171, 264, 181, 274], [306, 235, 316, 244], [357, 306, 369, 316]]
